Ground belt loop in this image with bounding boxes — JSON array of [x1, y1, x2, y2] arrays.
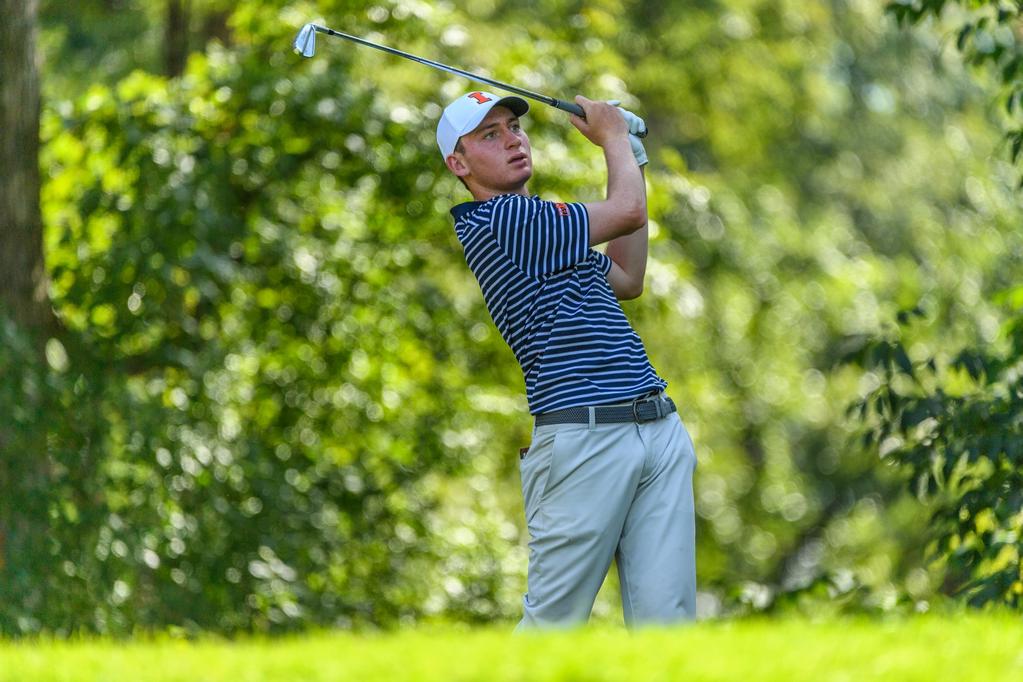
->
[[588, 406, 596, 431]]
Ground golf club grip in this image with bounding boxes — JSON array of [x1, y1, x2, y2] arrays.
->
[[552, 99, 586, 118], [550, 98, 650, 138]]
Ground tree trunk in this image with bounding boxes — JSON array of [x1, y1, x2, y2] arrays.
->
[[165, 0, 190, 77], [0, 0, 51, 334], [0, 0, 54, 630], [201, 8, 232, 47]]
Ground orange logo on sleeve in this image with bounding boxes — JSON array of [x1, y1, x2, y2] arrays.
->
[[554, 202, 569, 217]]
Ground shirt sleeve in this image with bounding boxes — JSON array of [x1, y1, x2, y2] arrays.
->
[[490, 195, 590, 278], [591, 250, 613, 275]]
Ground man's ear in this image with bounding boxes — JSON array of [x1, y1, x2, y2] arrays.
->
[[445, 152, 470, 179]]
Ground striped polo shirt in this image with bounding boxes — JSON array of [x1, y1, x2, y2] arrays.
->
[[451, 193, 667, 414]]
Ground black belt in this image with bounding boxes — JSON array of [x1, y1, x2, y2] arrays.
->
[[534, 393, 676, 426]]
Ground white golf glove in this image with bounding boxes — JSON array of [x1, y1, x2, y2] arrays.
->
[[628, 133, 648, 167], [607, 100, 647, 136], [608, 100, 648, 167]]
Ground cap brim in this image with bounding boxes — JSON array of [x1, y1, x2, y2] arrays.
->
[[494, 96, 529, 117]]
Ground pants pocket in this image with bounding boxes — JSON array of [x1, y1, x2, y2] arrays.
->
[[519, 430, 558, 533]]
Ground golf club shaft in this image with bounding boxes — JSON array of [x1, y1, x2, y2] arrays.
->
[[308, 24, 586, 118]]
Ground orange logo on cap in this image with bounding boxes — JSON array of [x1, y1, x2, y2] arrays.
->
[[468, 92, 493, 104]]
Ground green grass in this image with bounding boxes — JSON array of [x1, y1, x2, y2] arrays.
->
[[2, 615, 1021, 681]]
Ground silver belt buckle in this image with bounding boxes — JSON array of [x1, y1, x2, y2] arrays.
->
[[632, 394, 662, 422]]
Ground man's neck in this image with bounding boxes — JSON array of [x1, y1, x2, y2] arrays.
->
[[470, 184, 530, 202]]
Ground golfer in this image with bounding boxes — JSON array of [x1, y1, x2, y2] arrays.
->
[[437, 91, 697, 628]]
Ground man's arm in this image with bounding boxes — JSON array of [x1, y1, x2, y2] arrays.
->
[[568, 96, 648, 300], [603, 167, 647, 300], [569, 96, 647, 247]]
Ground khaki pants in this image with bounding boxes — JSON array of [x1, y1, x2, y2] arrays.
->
[[516, 406, 697, 629]]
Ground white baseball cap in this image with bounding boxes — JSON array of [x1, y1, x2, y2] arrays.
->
[[436, 91, 529, 160]]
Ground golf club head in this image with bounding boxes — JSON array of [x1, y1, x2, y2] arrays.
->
[[293, 23, 317, 58]]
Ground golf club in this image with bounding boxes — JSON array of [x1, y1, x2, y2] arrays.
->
[[293, 22, 647, 137]]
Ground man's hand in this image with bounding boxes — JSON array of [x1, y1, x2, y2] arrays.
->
[[570, 95, 629, 148]]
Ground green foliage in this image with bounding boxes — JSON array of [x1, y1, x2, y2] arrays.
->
[[6, 0, 1023, 635], [8, 1, 528, 634], [845, 300, 1023, 607], [851, 0, 1023, 609], [613, 0, 1023, 613], [887, 0, 1023, 168]]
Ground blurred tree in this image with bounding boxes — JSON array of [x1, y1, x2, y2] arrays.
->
[[3, 0, 1023, 634], [1, 0, 51, 333], [0, 0, 60, 634], [39, 0, 235, 89], [836, 0, 1023, 609], [846, 303, 1023, 607], [165, 0, 189, 77], [591, 0, 1023, 611], [162, 0, 232, 77], [888, 0, 1023, 167]]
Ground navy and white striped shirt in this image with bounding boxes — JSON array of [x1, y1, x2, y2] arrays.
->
[[451, 193, 667, 414]]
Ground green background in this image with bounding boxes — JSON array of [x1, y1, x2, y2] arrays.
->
[[2, 0, 1022, 635]]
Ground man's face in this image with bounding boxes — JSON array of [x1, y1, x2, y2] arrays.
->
[[447, 105, 532, 195]]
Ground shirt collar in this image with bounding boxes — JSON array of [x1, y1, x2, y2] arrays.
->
[[449, 194, 540, 221], [450, 201, 485, 221]]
